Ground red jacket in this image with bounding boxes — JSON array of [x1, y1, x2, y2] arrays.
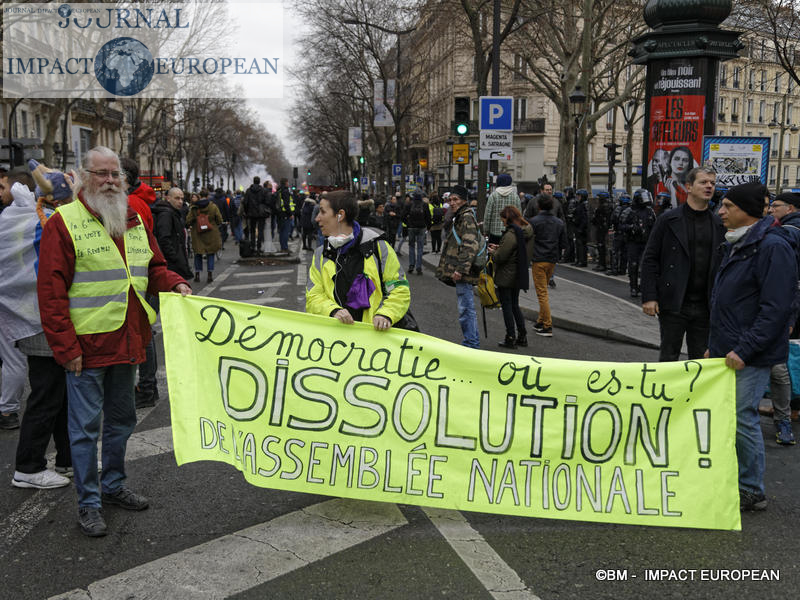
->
[[128, 182, 155, 230], [37, 196, 187, 368]]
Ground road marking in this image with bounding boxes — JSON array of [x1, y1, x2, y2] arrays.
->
[[423, 507, 539, 600], [50, 498, 407, 600], [219, 281, 286, 291], [249, 296, 285, 305], [0, 493, 63, 562], [297, 251, 308, 286], [232, 269, 294, 278], [0, 414, 166, 562]]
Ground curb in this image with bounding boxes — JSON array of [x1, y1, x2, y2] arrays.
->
[[421, 254, 658, 350]]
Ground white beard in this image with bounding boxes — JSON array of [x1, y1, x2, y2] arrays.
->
[[84, 187, 129, 238]]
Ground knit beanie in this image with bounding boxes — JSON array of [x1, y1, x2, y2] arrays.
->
[[451, 185, 469, 201], [497, 173, 512, 187], [723, 182, 766, 218]]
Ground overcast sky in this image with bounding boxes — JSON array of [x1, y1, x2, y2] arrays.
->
[[245, 0, 303, 170]]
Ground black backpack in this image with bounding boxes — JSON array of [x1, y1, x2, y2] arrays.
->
[[432, 206, 445, 225]]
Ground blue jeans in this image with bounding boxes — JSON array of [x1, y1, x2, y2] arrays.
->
[[66, 364, 138, 507], [456, 282, 480, 348], [194, 252, 215, 272], [735, 366, 770, 495], [279, 217, 293, 251], [407, 227, 426, 271]]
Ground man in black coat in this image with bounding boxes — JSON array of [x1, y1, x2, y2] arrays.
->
[[242, 177, 268, 253], [152, 187, 193, 280], [641, 166, 725, 361]]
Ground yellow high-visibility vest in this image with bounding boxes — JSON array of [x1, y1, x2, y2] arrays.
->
[[57, 201, 156, 334]]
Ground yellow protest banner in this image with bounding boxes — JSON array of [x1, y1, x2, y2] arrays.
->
[[161, 294, 740, 530]]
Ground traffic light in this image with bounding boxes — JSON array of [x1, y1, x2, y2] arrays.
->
[[292, 166, 298, 179], [454, 97, 470, 136], [307, 169, 311, 176], [604, 142, 622, 165], [359, 156, 365, 164], [352, 170, 358, 182]]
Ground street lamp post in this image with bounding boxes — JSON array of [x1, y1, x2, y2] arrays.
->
[[768, 95, 798, 194], [342, 18, 416, 196], [445, 138, 454, 190], [569, 85, 587, 190]]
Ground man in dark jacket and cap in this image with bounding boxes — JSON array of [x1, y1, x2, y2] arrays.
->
[[708, 182, 798, 511], [152, 187, 193, 280]]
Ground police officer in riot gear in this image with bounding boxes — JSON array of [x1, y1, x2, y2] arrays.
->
[[591, 191, 612, 271], [608, 194, 630, 276], [621, 189, 656, 297], [573, 189, 589, 267]]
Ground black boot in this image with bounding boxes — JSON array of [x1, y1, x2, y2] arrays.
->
[[516, 334, 528, 347], [498, 335, 517, 349]]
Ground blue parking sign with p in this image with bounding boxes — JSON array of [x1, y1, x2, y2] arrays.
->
[[479, 96, 513, 132]]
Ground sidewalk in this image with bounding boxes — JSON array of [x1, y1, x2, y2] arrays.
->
[[421, 253, 660, 350]]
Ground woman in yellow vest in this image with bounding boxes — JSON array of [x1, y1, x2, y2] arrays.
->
[[186, 190, 223, 283], [306, 190, 410, 329]]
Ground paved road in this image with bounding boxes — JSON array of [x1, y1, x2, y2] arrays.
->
[[1, 239, 798, 600]]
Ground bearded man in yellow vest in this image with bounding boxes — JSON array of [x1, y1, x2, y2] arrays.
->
[[38, 146, 192, 537]]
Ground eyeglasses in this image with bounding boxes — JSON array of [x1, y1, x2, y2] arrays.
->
[[770, 202, 788, 209], [87, 169, 122, 179]]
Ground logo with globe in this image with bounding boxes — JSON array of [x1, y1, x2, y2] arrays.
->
[[94, 37, 155, 96], [58, 4, 71, 18]]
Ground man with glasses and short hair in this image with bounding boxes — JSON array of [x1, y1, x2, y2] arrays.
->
[[641, 166, 726, 361], [37, 146, 192, 537], [766, 192, 800, 445]]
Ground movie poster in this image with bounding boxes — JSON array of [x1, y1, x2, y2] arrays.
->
[[644, 58, 713, 206]]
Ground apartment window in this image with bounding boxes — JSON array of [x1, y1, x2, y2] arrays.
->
[[21, 111, 28, 137], [719, 96, 725, 114], [514, 98, 527, 123], [770, 165, 775, 183], [784, 165, 789, 183], [790, 78, 795, 94], [606, 108, 614, 128], [513, 54, 527, 79], [796, 165, 800, 183], [759, 100, 765, 123], [732, 98, 739, 116], [775, 73, 781, 93], [733, 67, 740, 89], [747, 99, 753, 123], [788, 103, 793, 124], [748, 70, 755, 90], [719, 65, 727, 87], [35, 114, 41, 139], [760, 70, 767, 91]]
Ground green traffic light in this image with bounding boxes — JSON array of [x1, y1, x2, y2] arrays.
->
[[455, 123, 468, 135], [359, 156, 364, 164]]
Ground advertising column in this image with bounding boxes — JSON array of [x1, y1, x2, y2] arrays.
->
[[644, 58, 716, 205]]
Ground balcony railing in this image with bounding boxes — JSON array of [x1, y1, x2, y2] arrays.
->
[[513, 118, 545, 134]]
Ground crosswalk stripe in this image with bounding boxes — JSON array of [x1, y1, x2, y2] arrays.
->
[[232, 269, 293, 278], [249, 296, 285, 305], [422, 507, 540, 600], [49, 499, 407, 600], [219, 281, 286, 291]]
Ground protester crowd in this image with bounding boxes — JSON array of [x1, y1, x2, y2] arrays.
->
[[0, 150, 798, 540]]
